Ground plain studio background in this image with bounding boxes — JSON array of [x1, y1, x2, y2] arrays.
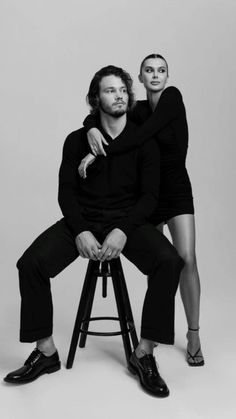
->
[[0, 0, 235, 418]]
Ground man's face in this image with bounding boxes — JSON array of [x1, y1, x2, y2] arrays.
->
[[98, 75, 129, 117]]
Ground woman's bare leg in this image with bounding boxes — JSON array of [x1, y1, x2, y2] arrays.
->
[[167, 214, 204, 365]]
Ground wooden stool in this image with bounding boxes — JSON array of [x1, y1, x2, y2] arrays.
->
[[66, 257, 138, 369]]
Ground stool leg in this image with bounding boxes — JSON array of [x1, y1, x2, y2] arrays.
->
[[79, 272, 98, 348], [66, 260, 99, 369], [110, 260, 132, 366], [116, 258, 139, 350]]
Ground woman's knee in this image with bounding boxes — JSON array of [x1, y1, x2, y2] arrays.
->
[[180, 252, 196, 270]]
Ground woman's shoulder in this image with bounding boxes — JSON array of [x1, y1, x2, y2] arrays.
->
[[162, 86, 183, 100], [135, 99, 149, 108]]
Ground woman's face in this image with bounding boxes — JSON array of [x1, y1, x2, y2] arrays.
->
[[139, 57, 168, 93]]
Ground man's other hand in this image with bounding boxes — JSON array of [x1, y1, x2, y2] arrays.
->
[[99, 228, 127, 262], [78, 153, 96, 179], [76, 231, 101, 260]]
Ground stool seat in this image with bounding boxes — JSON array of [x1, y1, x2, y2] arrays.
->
[[66, 257, 138, 369]]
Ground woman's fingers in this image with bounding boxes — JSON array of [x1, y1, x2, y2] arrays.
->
[[92, 146, 97, 156]]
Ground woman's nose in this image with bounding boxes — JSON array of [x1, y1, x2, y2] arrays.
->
[[153, 70, 158, 78]]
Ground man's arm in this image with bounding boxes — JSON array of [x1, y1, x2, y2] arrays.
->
[[58, 130, 91, 237], [58, 131, 102, 259]]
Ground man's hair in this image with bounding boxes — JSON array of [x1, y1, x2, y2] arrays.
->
[[87, 65, 135, 114], [139, 54, 169, 76]]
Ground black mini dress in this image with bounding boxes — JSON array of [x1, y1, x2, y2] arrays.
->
[[84, 86, 194, 226]]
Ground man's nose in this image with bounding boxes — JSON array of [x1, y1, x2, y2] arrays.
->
[[115, 91, 123, 100]]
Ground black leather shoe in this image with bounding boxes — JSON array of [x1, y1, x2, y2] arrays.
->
[[4, 348, 61, 384], [128, 351, 169, 397]]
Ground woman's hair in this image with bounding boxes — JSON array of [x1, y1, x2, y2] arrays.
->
[[87, 65, 135, 114], [139, 54, 169, 75]]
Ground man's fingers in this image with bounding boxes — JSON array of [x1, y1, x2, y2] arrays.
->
[[99, 246, 110, 262], [83, 162, 88, 179], [91, 247, 100, 260], [89, 250, 97, 261], [101, 247, 114, 262], [78, 248, 86, 258], [106, 249, 117, 260], [78, 163, 86, 179], [95, 239, 102, 248]]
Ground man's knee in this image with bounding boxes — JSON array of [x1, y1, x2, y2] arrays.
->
[[153, 246, 184, 273], [17, 249, 40, 274]]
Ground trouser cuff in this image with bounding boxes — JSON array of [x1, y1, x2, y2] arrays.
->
[[141, 326, 174, 345], [20, 327, 53, 343]]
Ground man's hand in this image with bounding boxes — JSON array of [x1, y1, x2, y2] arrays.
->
[[78, 153, 96, 179], [99, 228, 127, 262], [75, 231, 101, 260], [88, 128, 108, 156]]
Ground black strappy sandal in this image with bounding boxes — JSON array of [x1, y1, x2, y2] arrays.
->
[[187, 328, 205, 367]]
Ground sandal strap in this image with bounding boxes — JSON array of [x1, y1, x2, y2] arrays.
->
[[188, 327, 200, 332], [187, 347, 202, 361]]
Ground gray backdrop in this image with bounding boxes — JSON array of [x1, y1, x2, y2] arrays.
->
[[1, 1, 235, 418]]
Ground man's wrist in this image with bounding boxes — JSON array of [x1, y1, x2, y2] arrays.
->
[[113, 228, 127, 239], [76, 231, 91, 240]]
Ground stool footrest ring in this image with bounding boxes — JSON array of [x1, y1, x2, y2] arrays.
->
[[80, 316, 135, 337]]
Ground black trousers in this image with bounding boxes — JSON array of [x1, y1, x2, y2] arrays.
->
[[17, 218, 184, 345]]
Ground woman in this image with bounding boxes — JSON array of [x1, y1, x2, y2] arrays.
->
[[79, 54, 204, 366]]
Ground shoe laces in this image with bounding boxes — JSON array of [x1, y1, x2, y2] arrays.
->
[[25, 348, 42, 366]]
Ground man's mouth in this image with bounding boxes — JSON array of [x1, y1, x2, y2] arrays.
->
[[113, 102, 125, 106]]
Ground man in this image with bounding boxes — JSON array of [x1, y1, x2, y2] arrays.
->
[[4, 66, 183, 397]]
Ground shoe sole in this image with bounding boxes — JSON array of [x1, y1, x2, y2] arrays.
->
[[187, 361, 205, 367], [128, 362, 169, 398], [4, 363, 61, 384]]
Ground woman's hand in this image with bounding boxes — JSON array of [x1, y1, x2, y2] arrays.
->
[[88, 128, 108, 156], [78, 153, 96, 179]]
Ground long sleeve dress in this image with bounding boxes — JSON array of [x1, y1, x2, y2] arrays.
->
[[83, 86, 194, 226]]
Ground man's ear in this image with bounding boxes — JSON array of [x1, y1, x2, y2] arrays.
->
[[138, 73, 143, 84], [94, 95, 99, 108]]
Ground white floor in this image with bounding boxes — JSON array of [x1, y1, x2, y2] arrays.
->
[[1, 257, 235, 419]]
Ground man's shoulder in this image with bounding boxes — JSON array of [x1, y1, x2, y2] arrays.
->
[[66, 127, 86, 141], [63, 127, 86, 149]]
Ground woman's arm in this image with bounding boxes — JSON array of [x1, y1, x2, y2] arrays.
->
[[83, 87, 186, 156], [106, 86, 186, 154]]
